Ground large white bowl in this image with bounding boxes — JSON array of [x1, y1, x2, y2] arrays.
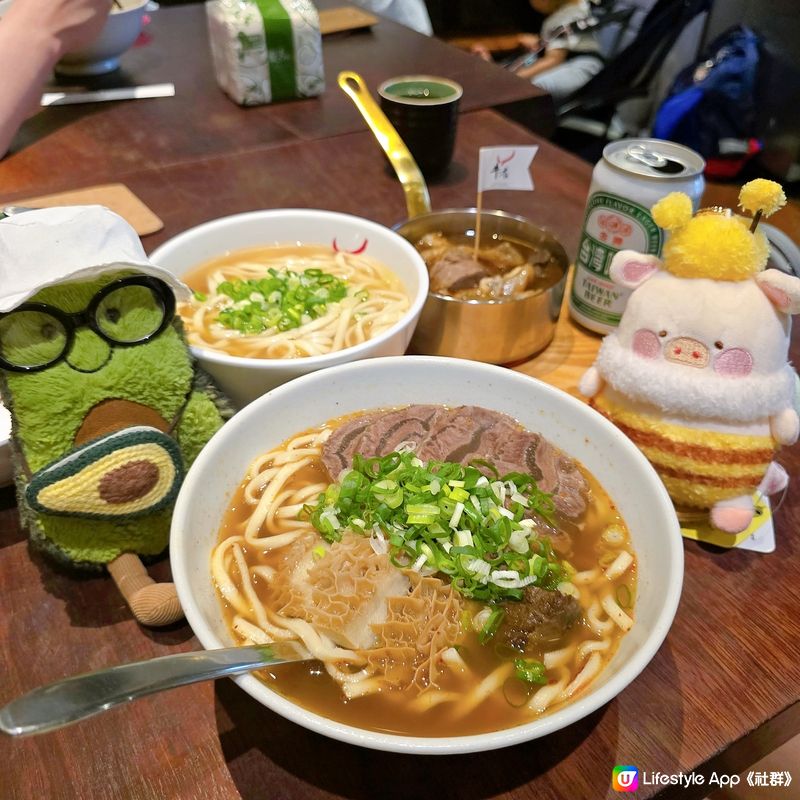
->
[[171, 356, 683, 754], [150, 210, 429, 408]]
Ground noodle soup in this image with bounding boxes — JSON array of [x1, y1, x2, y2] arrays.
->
[[212, 405, 637, 737], [179, 245, 410, 360]]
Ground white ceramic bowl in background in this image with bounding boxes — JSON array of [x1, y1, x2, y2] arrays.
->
[[56, 0, 150, 76], [150, 210, 429, 408], [170, 356, 684, 754]]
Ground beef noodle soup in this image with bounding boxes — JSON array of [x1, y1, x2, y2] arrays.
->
[[178, 245, 410, 359], [212, 405, 636, 737]]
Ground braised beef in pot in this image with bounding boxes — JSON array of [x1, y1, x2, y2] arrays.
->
[[415, 231, 563, 301]]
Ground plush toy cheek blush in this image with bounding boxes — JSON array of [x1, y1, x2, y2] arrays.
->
[[632, 329, 661, 359], [714, 347, 753, 377], [623, 261, 658, 284]]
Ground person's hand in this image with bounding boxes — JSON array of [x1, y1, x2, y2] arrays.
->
[[470, 43, 492, 62], [8, 0, 112, 58], [518, 33, 540, 52]]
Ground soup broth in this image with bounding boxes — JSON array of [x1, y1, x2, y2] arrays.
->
[[415, 232, 563, 301], [179, 245, 410, 360], [213, 408, 636, 737]]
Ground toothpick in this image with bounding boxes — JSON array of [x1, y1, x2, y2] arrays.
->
[[473, 191, 484, 260], [749, 209, 763, 233]]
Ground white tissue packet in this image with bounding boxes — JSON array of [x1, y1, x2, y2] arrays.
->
[[207, 0, 325, 106]]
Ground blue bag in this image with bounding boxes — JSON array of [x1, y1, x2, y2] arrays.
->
[[653, 26, 761, 172]]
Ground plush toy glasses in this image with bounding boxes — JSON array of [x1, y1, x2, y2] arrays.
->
[[0, 276, 175, 372]]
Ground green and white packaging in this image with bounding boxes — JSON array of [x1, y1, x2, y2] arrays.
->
[[207, 0, 325, 106]]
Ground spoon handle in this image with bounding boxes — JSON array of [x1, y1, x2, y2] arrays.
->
[[0, 645, 294, 736], [337, 70, 431, 219], [0, 206, 38, 220]]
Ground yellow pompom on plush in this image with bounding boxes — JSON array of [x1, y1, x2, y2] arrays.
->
[[661, 213, 768, 281], [652, 192, 693, 230], [739, 179, 787, 217], [648, 180, 786, 282]]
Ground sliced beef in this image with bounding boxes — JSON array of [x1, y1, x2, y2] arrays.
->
[[321, 405, 588, 520], [321, 414, 377, 479], [356, 405, 446, 457], [526, 434, 587, 519], [496, 586, 581, 651], [429, 251, 489, 294], [455, 419, 588, 519], [416, 406, 506, 463], [461, 417, 533, 476]]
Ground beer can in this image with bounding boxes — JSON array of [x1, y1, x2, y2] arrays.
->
[[569, 138, 705, 334]]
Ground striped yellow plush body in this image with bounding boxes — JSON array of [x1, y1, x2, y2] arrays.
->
[[592, 392, 777, 509]]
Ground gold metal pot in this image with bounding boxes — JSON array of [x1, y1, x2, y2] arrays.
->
[[394, 209, 568, 363]]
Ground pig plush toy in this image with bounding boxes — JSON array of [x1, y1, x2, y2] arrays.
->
[[580, 180, 800, 535]]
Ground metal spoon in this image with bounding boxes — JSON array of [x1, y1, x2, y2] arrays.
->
[[0, 643, 308, 737], [0, 205, 38, 220]]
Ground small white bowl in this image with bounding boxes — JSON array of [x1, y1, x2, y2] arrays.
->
[[170, 356, 683, 754], [150, 210, 429, 408], [56, 0, 150, 76]]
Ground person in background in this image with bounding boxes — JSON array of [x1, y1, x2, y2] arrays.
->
[[474, 0, 603, 102], [0, 0, 111, 158], [352, 0, 433, 35]]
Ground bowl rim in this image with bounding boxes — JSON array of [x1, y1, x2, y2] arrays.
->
[[149, 209, 430, 371], [110, 0, 149, 14], [171, 356, 683, 753], [393, 207, 569, 305]]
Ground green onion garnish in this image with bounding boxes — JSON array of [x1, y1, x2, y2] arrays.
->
[[513, 658, 548, 684], [211, 268, 348, 335], [305, 450, 562, 603], [479, 607, 506, 644]]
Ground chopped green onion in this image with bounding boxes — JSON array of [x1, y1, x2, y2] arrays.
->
[[503, 676, 536, 707], [514, 658, 548, 684], [307, 449, 562, 602], [192, 290, 207, 301], [213, 268, 347, 334], [478, 607, 505, 644]]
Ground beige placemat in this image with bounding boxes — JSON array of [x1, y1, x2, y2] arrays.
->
[[4, 184, 163, 236], [319, 6, 378, 35]]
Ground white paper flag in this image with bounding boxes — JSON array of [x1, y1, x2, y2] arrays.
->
[[477, 146, 538, 192]]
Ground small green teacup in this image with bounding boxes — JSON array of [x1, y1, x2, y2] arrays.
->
[[378, 75, 463, 178]]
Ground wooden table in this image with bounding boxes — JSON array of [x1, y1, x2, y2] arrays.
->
[[2, 109, 800, 800], [2, 1, 552, 196]]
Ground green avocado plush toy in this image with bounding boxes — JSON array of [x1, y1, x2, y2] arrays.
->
[[0, 206, 232, 626]]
